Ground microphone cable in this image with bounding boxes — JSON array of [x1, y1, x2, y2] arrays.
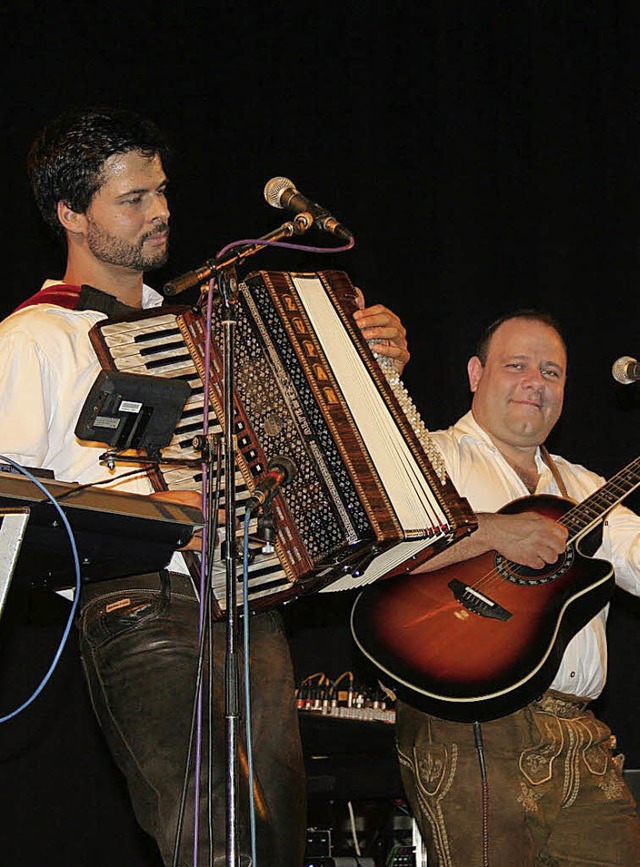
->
[[473, 721, 490, 867]]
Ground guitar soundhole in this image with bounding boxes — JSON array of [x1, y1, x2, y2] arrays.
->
[[495, 546, 575, 585]]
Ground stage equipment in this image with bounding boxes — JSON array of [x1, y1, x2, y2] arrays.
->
[[0, 470, 201, 589], [75, 369, 191, 454], [0, 506, 30, 616]]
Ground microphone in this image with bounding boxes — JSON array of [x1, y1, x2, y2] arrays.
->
[[246, 455, 298, 512], [263, 176, 354, 242], [612, 355, 640, 385]]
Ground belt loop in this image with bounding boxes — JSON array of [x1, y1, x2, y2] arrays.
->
[[159, 568, 171, 603]]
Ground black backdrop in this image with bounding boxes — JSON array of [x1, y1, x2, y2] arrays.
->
[[1, 4, 640, 865]]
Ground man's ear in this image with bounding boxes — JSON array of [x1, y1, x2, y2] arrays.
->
[[56, 200, 86, 235], [467, 356, 483, 392]]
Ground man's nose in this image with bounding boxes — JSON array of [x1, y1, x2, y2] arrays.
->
[[524, 368, 545, 389], [149, 195, 170, 224]]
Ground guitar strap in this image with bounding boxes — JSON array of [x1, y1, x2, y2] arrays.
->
[[541, 445, 569, 497], [543, 445, 606, 556]]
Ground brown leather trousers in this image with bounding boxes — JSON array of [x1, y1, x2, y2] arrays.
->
[[77, 572, 306, 867], [396, 691, 640, 867]]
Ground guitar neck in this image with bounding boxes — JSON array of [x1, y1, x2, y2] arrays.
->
[[559, 456, 640, 541]]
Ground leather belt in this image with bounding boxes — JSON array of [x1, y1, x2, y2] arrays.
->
[[78, 570, 198, 607]]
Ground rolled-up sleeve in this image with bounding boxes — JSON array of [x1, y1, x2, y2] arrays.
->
[[601, 504, 640, 596]]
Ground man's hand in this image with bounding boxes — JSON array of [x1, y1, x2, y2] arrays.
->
[[352, 287, 410, 375], [412, 510, 569, 573], [479, 511, 569, 570]]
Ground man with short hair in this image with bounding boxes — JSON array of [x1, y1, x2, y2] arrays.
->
[[0, 104, 410, 865], [393, 311, 640, 866]]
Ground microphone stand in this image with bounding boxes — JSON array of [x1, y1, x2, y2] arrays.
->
[[100, 217, 310, 865], [88, 216, 316, 866], [216, 263, 242, 867], [190, 218, 309, 867]]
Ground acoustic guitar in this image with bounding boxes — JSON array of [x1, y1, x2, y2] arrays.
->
[[350, 457, 640, 722]]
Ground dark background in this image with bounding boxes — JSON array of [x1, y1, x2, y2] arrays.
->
[[1, 3, 640, 864]]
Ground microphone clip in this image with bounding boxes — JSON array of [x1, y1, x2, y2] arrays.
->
[[255, 502, 276, 554], [246, 455, 297, 514]]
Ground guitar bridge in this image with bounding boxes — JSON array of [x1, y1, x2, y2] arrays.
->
[[448, 578, 512, 621]]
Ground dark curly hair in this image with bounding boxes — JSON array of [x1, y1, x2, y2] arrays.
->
[[27, 105, 171, 237]]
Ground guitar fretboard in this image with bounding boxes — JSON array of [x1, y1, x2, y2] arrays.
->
[[559, 456, 640, 541]]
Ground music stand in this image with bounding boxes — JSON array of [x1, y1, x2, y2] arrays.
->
[[75, 369, 191, 455], [0, 507, 30, 620]]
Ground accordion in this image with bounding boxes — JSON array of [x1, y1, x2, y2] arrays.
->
[[89, 270, 476, 617]]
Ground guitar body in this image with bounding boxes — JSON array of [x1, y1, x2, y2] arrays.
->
[[350, 494, 615, 722]]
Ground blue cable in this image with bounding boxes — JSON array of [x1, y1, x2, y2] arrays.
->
[[0, 457, 81, 723]]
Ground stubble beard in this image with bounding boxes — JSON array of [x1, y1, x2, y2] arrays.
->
[[86, 218, 169, 272]]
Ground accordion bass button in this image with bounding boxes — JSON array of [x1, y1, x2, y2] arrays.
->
[[263, 413, 285, 437]]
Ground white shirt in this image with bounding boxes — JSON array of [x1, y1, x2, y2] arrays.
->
[[0, 280, 164, 494], [0, 281, 201, 584], [430, 411, 640, 699]]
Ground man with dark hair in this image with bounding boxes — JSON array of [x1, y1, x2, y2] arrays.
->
[[391, 311, 640, 866], [0, 105, 410, 865], [28, 105, 173, 238]]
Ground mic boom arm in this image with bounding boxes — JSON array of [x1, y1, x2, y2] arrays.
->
[[163, 219, 306, 297]]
